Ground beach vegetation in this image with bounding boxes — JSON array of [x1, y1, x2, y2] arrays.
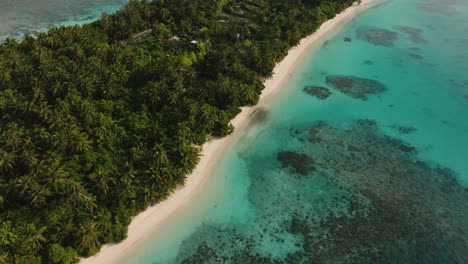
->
[[0, 0, 355, 262]]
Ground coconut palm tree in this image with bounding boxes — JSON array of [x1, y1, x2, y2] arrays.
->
[[45, 161, 69, 192], [26, 225, 47, 251], [0, 252, 10, 264], [70, 128, 92, 154], [89, 170, 115, 200], [29, 186, 51, 208], [153, 144, 170, 167], [0, 150, 15, 173], [76, 221, 100, 255], [66, 181, 97, 211]]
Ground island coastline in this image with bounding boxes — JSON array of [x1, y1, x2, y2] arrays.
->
[[80, 0, 377, 263]]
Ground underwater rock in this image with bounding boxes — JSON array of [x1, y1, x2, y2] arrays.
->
[[410, 53, 424, 60], [325, 75, 386, 100], [277, 151, 316, 176], [355, 119, 378, 129], [303, 86, 332, 99], [344, 37, 352, 42], [392, 125, 417, 134], [362, 60, 374, 65], [356, 26, 398, 47]]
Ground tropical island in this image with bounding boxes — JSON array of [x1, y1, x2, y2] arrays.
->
[[0, 0, 360, 263]]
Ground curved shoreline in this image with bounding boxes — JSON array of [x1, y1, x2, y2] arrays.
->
[[80, 0, 377, 263]]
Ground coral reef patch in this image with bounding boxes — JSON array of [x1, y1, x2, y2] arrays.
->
[[175, 120, 468, 263], [356, 26, 398, 47], [277, 151, 316, 176], [303, 86, 332, 99], [325, 75, 386, 100], [362, 60, 374, 65], [391, 125, 418, 134], [397, 25, 428, 44], [410, 53, 424, 60]]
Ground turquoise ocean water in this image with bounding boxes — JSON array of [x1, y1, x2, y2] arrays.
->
[[124, 0, 468, 263], [0, 0, 127, 42], [2, 0, 468, 262]]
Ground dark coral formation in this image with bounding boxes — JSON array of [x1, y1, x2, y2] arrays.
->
[[397, 25, 428, 44], [177, 225, 280, 264], [303, 86, 332, 99], [293, 120, 468, 262], [449, 79, 468, 88], [410, 53, 424, 60], [277, 151, 315, 176], [420, 0, 459, 16], [362, 59, 374, 65], [344, 37, 352, 42], [325, 75, 386, 100], [391, 125, 418, 134], [356, 26, 398, 47], [175, 120, 468, 264]]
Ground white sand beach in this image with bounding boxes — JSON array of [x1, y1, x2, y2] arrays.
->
[[80, 0, 376, 263]]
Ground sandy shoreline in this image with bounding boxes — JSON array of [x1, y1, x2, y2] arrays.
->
[[80, 1, 376, 263]]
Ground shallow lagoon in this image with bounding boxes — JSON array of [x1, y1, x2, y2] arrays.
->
[[2, 0, 467, 262], [125, 0, 468, 262], [0, 0, 127, 41]]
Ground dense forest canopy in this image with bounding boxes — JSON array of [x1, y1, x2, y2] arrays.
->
[[0, 0, 355, 263]]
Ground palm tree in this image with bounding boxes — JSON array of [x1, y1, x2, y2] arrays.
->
[[45, 161, 69, 192], [153, 144, 170, 167], [89, 170, 115, 199], [29, 184, 52, 208], [242, 86, 259, 105], [76, 221, 100, 255], [3, 124, 24, 149], [143, 81, 162, 107], [20, 151, 39, 172], [14, 176, 35, 199], [70, 128, 92, 154], [26, 225, 47, 251], [0, 252, 9, 264], [0, 149, 16, 173], [119, 164, 138, 200], [176, 142, 200, 174], [66, 181, 97, 212]]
